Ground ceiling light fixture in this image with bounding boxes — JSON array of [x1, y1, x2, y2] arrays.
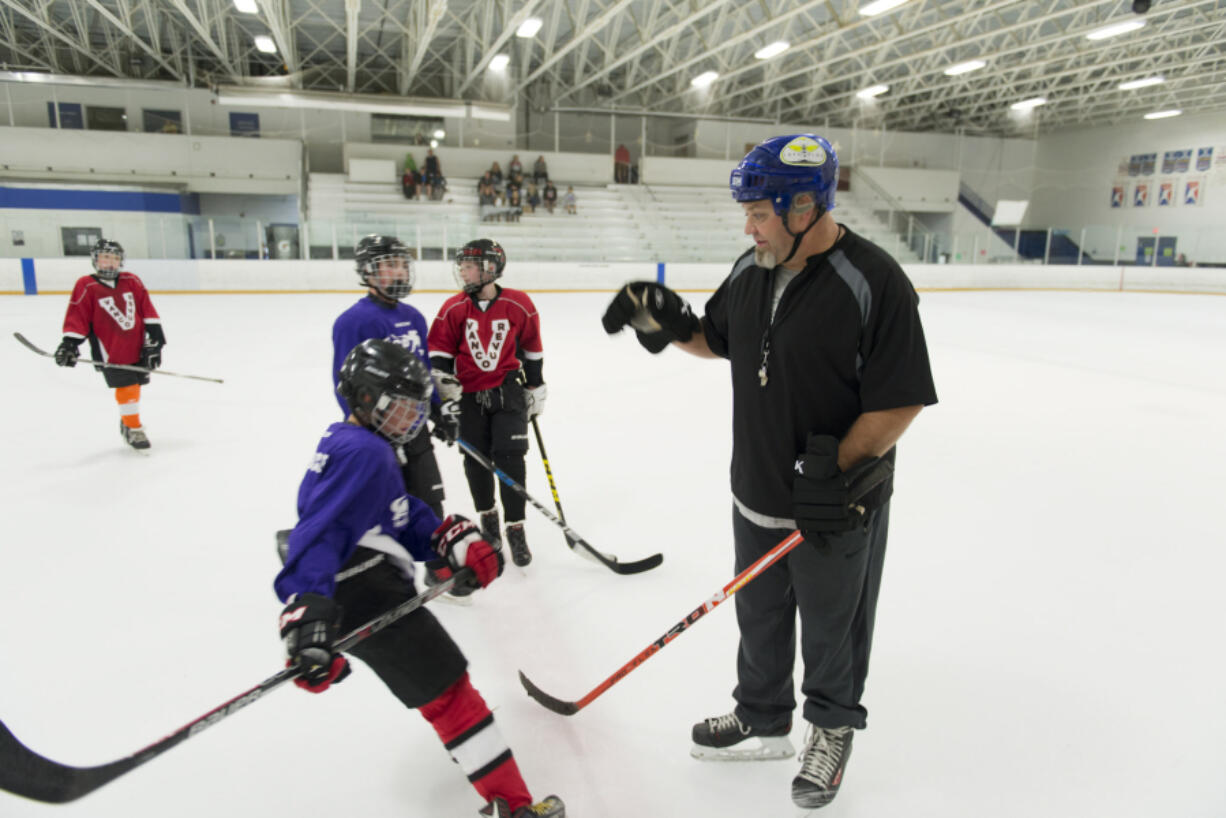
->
[[944, 59, 987, 76], [1118, 76, 1164, 90], [1143, 109, 1181, 120], [489, 54, 510, 72], [856, 84, 890, 99], [754, 41, 790, 60], [859, 0, 910, 16], [691, 71, 719, 88], [516, 18, 543, 38], [1010, 96, 1047, 111], [254, 35, 277, 54], [1085, 20, 1145, 40], [233, 0, 259, 13]]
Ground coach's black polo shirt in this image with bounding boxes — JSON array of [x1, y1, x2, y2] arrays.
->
[[703, 226, 938, 520]]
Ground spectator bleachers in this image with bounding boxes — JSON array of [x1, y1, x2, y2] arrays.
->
[[306, 172, 921, 264]]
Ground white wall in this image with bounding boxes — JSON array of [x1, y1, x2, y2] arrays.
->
[[0, 126, 302, 194], [1028, 111, 1226, 264], [6, 257, 1223, 295], [856, 167, 959, 212]]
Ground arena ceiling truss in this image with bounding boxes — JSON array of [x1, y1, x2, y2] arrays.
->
[[1, 0, 1223, 135]]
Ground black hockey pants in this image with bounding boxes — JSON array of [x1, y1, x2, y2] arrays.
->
[[458, 380, 529, 522], [730, 500, 891, 731]]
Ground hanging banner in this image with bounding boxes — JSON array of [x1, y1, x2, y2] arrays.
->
[[1111, 185, 1125, 208], [1133, 182, 1149, 207], [1158, 180, 1174, 206], [1175, 150, 1191, 173], [1183, 179, 1201, 206], [1196, 147, 1213, 172]]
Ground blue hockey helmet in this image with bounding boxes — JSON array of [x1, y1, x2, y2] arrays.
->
[[729, 134, 838, 217]]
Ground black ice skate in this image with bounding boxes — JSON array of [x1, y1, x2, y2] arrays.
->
[[791, 724, 854, 809], [690, 711, 794, 761], [479, 794, 565, 818], [478, 507, 502, 548], [120, 421, 151, 450], [505, 521, 531, 567]]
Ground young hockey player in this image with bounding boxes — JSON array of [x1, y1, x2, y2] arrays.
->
[[275, 338, 564, 818], [428, 239, 546, 568], [53, 238, 165, 450], [332, 234, 458, 519]]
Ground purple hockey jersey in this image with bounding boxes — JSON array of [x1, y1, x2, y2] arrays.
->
[[331, 295, 433, 416], [274, 422, 441, 601]]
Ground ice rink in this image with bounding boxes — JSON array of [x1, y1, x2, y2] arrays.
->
[[1, 286, 1224, 818]]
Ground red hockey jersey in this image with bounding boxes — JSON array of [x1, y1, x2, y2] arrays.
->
[[428, 287, 543, 392], [62, 272, 161, 366]]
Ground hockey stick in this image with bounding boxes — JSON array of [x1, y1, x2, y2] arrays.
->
[[519, 530, 804, 716], [519, 457, 895, 715], [528, 416, 580, 552], [13, 332, 224, 384], [0, 568, 471, 804], [456, 437, 663, 575]]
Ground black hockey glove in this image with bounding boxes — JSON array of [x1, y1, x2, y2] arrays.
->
[[430, 400, 460, 446], [602, 281, 702, 354], [54, 337, 82, 367], [793, 434, 895, 542], [139, 343, 162, 370], [279, 593, 351, 693]]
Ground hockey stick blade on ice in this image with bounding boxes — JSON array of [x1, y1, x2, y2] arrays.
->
[[519, 530, 805, 716], [456, 437, 662, 574], [518, 449, 895, 715], [13, 332, 224, 384], [0, 568, 471, 804]]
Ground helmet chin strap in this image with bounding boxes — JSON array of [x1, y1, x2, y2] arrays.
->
[[778, 204, 825, 265]]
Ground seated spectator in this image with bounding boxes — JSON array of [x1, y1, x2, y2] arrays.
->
[[489, 161, 504, 187], [629, 163, 639, 184], [509, 154, 523, 178], [506, 173, 522, 200], [477, 173, 496, 206], [525, 183, 540, 214], [543, 181, 558, 214], [402, 166, 418, 200], [533, 155, 549, 185], [563, 185, 577, 215], [507, 187, 523, 223]]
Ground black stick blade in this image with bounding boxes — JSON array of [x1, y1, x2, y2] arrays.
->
[[517, 671, 580, 716], [608, 552, 664, 575], [0, 719, 132, 803]]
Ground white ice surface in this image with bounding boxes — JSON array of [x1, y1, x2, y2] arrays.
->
[[0, 289, 1224, 818]]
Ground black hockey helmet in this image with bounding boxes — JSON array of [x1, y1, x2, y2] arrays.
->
[[355, 234, 415, 300], [90, 238, 124, 280], [337, 338, 434, 444], [454, 238, 506, 294]]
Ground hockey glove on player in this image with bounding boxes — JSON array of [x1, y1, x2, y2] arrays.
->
[[139, 342, 163, 370], [54, 337, 82, 367], [430, 400, 460, 445], [793, 433, 895, 541], [525, 384, 548, 419], [602, 281, 702, 354], [431, 514, 504, 591], [279, 593, 351, 693]]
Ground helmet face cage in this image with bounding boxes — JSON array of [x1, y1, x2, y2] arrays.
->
[[356, 235, 415, 300], [729, 134, 838, 218], [453, 240, 505, 294], [338, 339, 434, 445], [368, 391, 430, 445], [90, 239, 124, 280]]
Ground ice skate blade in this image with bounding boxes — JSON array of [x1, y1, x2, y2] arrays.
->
[[690, 736, 794, 761]]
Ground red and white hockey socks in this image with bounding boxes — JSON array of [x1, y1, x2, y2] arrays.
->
[[419, 673, 532, 812], [115, 384, 141, 428]]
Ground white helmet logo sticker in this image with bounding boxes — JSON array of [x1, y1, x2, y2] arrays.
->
[[780, 137, 826, 166]]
